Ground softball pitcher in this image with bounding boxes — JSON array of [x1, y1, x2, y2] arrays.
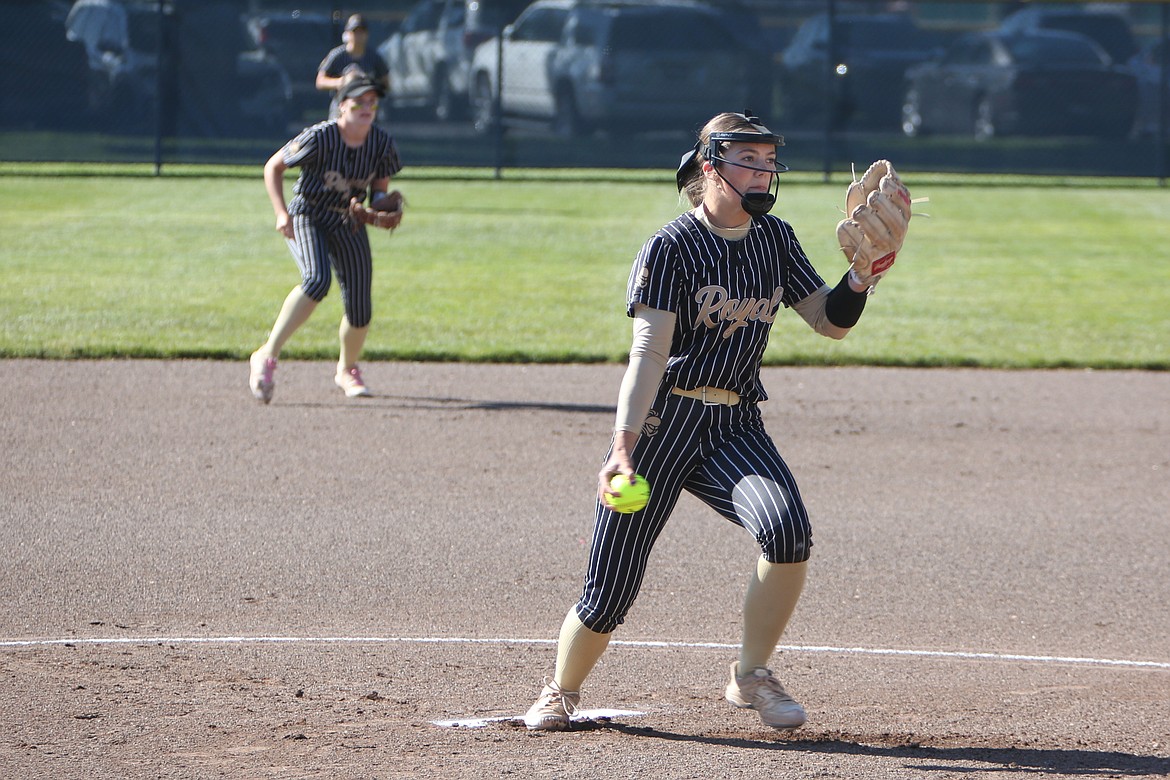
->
[[249, 73, 403, 404], [523, 112, 911, 731]]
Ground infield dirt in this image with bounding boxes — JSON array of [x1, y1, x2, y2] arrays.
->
[[2, 361, 1167, 779]]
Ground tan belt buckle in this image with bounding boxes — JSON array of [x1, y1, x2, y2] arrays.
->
[[678, 386, 738, 406], [712, 387, 740, 406]]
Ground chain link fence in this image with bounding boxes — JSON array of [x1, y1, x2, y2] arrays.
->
[[2, 0, 1166, 178]]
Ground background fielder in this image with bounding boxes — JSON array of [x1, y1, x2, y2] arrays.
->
[[316, 14, 390, 121], [249, 73, 402, 404], [523, 111, 911, 731]]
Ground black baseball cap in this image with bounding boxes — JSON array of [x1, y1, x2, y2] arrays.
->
[[337, 75, 379, 103], [344, 14, 367, 32]]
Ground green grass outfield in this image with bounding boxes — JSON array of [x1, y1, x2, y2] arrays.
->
[[1, 163, 1167, 369]]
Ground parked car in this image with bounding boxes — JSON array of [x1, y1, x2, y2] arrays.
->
[[66, 0, 164, 121], [173, 2, 294, 137], [777, 12, 948, 130], [998, 5, 1139, 66], [378, 0, 465, 120], [1127, 39, 1168, 139], [66, 0, 292, 136], [246, 10, 337, 119], [901, 29, 1139, 141], [468, 0, 757, 136], [0, 2, 90, 129], [377, 0, 529, 121]]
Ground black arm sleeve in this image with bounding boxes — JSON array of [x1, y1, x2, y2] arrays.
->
[[824, 271, 868, 329]]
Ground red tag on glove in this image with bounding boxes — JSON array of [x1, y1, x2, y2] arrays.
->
[[872, 252, 896, 275]]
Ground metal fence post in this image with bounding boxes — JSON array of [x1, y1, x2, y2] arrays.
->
[[493, 32, 504, 180], [1159, 1, 1168, 185], [152, 0, 165, 175], [821, 0, 836, 183]]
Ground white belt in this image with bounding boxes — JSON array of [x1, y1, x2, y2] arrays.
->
[[671, 386, 740, 406]]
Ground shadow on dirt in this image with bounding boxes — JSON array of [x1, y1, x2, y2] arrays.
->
[[595, 722, 1170, 776], [417, 396, 615, 414], [282, 394, 616, 415]]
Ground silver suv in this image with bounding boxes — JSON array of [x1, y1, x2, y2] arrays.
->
[[377, 0, 529, 121], [469, 0, 754, 136]]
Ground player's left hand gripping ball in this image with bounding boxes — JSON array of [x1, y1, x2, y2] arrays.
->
[[604, 473, 651, 514], [836, 160, 911, 287]]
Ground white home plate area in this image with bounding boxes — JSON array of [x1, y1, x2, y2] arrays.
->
[[432, 709, 647, 729]]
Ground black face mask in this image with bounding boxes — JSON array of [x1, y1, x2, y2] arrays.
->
[[740, 191, 776, 217], [713, 167, 779, 218]]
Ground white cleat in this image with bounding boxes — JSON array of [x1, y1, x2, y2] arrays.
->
[[523, 679, 580, 731], [725, 662, 806, 729], [249, 353, 276, 404]]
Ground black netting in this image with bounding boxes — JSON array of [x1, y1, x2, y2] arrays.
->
[[1, 0, 1166, 177]]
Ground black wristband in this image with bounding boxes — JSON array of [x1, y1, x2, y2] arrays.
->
[[824, 271, 868, 328]]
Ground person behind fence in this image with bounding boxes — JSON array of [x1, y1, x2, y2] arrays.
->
[[521, 111, 912, 731], [316, 14, 390, 119], [248, 73, 403, 404]]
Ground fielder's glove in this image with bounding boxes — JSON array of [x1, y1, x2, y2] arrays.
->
[[836, 160, 911, 288], [348, 190, 404, 231]]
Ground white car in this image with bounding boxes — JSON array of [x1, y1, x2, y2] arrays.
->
[[469, 0, 754, 136], [378, 0, 530, 121]]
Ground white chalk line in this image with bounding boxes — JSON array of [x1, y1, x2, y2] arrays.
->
[[1, 634, 1167, 670]]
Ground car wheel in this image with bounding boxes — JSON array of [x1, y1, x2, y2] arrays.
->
[[973, 96, 996, 142], [471, 74, 497, 135], [552, 85, 585, 137], [901, 88, 923, 138]]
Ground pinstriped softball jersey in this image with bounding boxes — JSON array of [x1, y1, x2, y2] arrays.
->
[[575, 211, 827, 634], [282, 120, 402, 328], [631, 212, 824, 401]]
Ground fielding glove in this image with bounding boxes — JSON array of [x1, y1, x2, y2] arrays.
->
[[836, 160, 911, 288]]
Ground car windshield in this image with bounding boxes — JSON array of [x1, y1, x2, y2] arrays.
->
[[1005, 35, 1104, 66], [610, 11, 735, 52], [478, 0, 530, 29], [837, 19, 932, 52], [1039, 14, 1135, 62]]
